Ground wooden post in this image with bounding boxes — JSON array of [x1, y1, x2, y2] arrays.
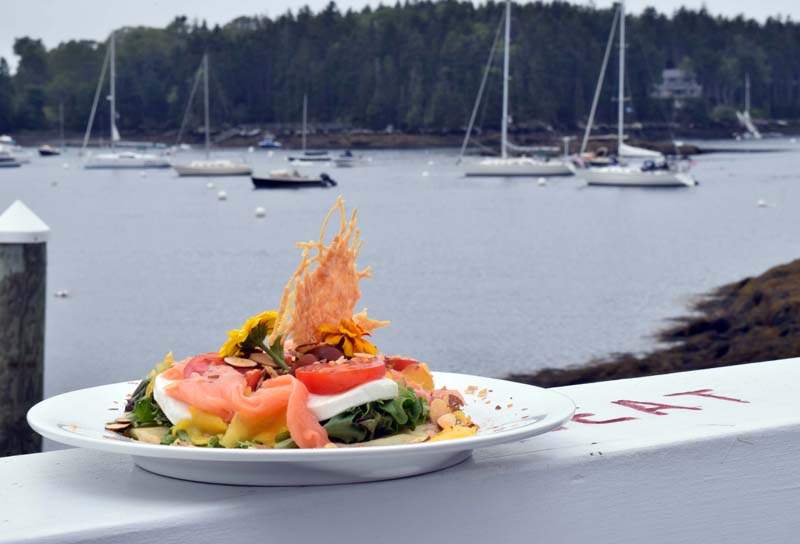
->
[[0, 201, 49, 456]]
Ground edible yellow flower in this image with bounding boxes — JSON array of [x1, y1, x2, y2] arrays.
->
[[319, 319, 377, 357], [219, 311, 278, 358], [145, 352, 175, 398]]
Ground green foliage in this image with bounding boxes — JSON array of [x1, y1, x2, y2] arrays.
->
[[130, 397, 171, 428], [322, 386, 429, 444], [2, 3, 800, 133]]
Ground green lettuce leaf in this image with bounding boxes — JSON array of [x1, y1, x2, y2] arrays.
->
[[322, 386, 428, 444]]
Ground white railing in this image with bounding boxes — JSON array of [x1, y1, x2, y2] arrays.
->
[[2, 357, 799, 543]]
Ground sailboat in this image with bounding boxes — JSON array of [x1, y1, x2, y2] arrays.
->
[[735, 73, 762, 140], [172, 54, 252, 177], [460, 0, 573, 177], [578, 1, 696, 187], [82, 32, 170, 169], [288, 94, 330, 164]]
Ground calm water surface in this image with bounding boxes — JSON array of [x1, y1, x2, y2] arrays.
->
[[1, 145, 799, 397]]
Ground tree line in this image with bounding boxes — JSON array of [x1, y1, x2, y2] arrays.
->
[[1, 0, 798, 137]]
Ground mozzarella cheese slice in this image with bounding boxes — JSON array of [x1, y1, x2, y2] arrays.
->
[[307, 378, 399, 421], [152, 374, 399, 426], [153, 373, 191, 425]]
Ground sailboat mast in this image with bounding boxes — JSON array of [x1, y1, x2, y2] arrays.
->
[[745, 72, 751, 115], [110, 31, 116, 150], [203, 53, 210, 159], [302, 93, 308, 152], [501, 0, 511, 159], [617, 0, 625, 154], [59, 100, 64, 149], [617, 0, 625, 155]]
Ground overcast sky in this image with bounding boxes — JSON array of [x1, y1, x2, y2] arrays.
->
[[3, 0, 798, 72]]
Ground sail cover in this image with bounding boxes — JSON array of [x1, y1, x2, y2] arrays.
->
[[111, 122, 121, 143], [736, 111, 762, 139], [619, 142, 662, 159]]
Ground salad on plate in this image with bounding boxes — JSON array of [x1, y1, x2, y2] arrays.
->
[[107, 198, 478, 449]]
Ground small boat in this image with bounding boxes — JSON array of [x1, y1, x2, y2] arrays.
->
[[0, 154, 21, 168], [174, 160, 252, 177], [38, 145, 61, 157], [84, 151, 171, 169], [333, 151, 365, 168], [258, 135, 282, 149], [172, 54, 251, 177], [288, 150, 331, 163], [252, 170, 336, 189]]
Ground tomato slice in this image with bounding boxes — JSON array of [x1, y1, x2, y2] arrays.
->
[[385, 356, 420, 372], [295, 359, 386, 395], [183, 352, 225, 379], [244, 369, 263, 390]]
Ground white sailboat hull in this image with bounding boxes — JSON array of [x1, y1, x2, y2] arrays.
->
[[173, 160, 252, 177], [464, 158, 574, 177], [84, 153, 170, 169], [581, 166, 696, 187]]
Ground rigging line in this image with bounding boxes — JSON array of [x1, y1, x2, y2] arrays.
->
[[458, 10, 505, 163], [81, 38, 112, 154], [176, 55, 205, 146], [580, 3, 620, 155]]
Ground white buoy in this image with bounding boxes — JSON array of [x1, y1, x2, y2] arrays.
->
[[217, 190, 228, 201], [427, 160, 435, 166], [54, 290, 70, 298], [421, 171, 430, 177], [255, 206, 266, 218], [206, 182, 215, 189], [62, 163, 69, 169], [537, 177, 547, 186], [267, 151, 274, 157], [248, 146, 255, 153]]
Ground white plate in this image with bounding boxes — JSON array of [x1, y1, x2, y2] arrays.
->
[[28, 372, 575, 486]]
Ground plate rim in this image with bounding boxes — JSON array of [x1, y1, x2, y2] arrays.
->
[[28, 371, 575, 462]]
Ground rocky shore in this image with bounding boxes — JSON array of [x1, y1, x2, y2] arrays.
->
[[509, 259, 800, 388]]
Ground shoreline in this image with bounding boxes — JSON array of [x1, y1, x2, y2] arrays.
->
[[508, 259, 800, 388], [10, 124, 800, 154]]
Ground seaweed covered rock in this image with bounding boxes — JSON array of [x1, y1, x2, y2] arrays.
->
[[509, 259, 800, 388]]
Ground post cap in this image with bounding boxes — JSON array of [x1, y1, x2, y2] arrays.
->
[[0, 200, 50, 244]]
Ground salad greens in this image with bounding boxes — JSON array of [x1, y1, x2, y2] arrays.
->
[[325, 386, 429, 444]]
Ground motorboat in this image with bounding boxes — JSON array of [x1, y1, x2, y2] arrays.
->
[[174, 160, 252, 176], [0, 150, 20, 168], [38, 145, 61, 157], [172, 54, 251, 177], [333, 151, 366, 168], [252, 170, 336, 189], [459, 0, 572, 178], [258, 135, 282, 149]]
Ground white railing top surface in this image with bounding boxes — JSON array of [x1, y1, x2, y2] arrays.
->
[[3, 358, 800, 543]]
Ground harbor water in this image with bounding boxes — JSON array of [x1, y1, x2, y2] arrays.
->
[[1, 145, 799, 398]]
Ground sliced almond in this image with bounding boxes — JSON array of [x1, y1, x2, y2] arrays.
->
[[248, 352, 278, 367], [114, 417, 132, 424], [224, 356, 258, 368], [105, 422, 130, 431]]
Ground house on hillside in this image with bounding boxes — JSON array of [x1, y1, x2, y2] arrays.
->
[[651, 68, 702, 107]]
